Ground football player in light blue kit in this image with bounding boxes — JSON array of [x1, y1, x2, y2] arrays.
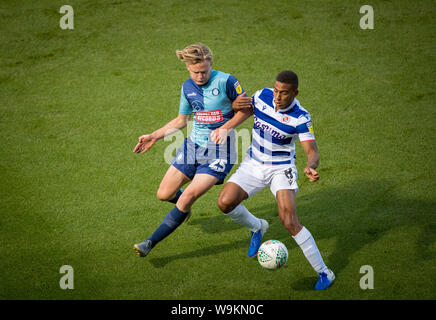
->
[[132, 44, 263, 257]]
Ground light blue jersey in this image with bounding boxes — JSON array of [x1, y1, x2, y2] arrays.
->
[[179, 70, 244, 147]]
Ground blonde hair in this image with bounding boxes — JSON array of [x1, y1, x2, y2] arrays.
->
[[176, 43, 213, 65]]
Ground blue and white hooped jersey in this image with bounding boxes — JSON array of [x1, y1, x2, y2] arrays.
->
[[248, 88, 315, 165], [179, 70, 244, 148]]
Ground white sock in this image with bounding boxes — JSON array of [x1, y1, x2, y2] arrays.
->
[[292, 226, 328, 274], [226, 204, 261, 231]]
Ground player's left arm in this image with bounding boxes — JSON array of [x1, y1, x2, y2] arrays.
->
[[211, 75, 253, 144], [232, 92, 253, 112], [219, 90, 254, 133], [301, 140, 320, 182]]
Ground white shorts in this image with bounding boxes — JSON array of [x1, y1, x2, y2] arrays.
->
[[227, 156, 298, 198]]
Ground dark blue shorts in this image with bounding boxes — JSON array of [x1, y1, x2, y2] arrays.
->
[[171, 138, 235, 185]]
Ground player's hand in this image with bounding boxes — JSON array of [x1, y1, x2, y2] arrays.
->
[[210, 128, 228, 145], [133, 134, 156, 154], [232, 93, 252, 112], [304, 167, 319, 182]]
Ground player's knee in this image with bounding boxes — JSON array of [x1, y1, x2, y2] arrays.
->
[[217, 193, 236, 214], [217, 198, 230, 213], [156, 188, 172, 202]]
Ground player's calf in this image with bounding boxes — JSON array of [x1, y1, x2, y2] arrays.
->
[[277, 205, 301, 236]]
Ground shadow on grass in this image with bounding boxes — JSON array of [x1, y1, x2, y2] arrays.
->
[[149, 206, 288, 268], [150, 179, 435, 289], [149, 238, 253, 268], [289, 178, 435, 291], [188, 214, 245, 234], [291, 277, 317, 291]]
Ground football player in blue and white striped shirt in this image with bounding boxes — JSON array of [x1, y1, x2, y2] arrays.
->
[[215, 70, 335, 290]]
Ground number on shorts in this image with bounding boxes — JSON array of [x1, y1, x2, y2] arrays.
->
[[284, 168, 294, 185], [209, 159, 227, 173]]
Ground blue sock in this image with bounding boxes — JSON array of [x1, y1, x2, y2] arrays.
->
[[147, 206, 189, 247], [168, 189, 183, 204]]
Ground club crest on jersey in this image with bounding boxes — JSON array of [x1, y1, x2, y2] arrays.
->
[[281, 115, 291, 124], [212, 88, 220, 96]]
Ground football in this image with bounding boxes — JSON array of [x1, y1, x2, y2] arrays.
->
[[257, 240, 288, 270]]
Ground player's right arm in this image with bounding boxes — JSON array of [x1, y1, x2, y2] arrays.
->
[[133, 113, 191, 154], [232, 92, 253, 112]]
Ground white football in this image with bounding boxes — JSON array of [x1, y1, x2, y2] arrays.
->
[[257, 240, 288, 270]]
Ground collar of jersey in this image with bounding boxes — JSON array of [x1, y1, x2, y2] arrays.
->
[[272, 98, 297, 113]]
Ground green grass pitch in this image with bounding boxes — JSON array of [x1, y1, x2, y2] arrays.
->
[[0, 0, 435, 300]]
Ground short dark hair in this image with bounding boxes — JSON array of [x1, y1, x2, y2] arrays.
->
[[276, 70, 298, 89]]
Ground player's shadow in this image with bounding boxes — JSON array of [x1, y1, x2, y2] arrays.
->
[[284, 178, 436, 291], [149, 205, 275, 268], [149, 238, 254, 268], [149, 178, 435, 282], [149, 215, 251, 268], [188, 214, 245, 234]]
